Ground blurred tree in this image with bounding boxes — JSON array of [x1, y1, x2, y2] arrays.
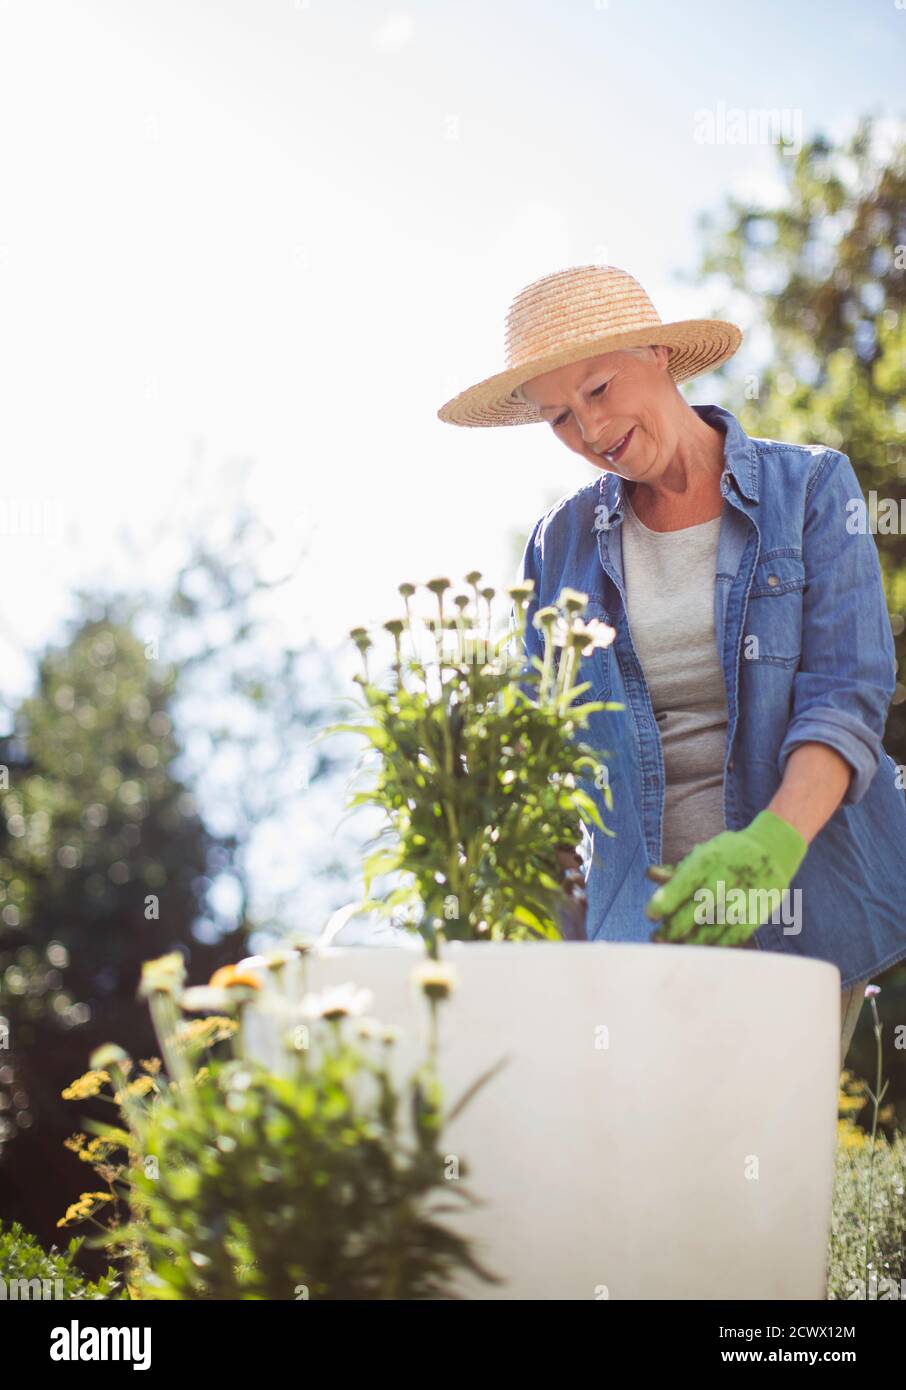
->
[[0, 501, 355, 1256], [157, 505, 355, 943], [0, 606, 230, 1253]]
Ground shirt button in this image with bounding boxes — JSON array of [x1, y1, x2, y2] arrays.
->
[[767, 574, 779, 587], [727, 758, 735, 771]]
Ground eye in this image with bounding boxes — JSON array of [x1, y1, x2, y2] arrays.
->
[[551, 381, 608, 429]]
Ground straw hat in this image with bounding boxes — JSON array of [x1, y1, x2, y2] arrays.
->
[[437, 264, 743, 427]]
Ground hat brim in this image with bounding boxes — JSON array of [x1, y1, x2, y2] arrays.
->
[[436, 319, 742, 427]]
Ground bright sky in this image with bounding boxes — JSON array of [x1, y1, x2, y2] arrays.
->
[[1, 0, 904, 698]]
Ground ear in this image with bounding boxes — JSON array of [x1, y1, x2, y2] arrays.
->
[[649, 344, 672, 370]]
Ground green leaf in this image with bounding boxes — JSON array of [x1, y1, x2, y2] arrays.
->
[[83, 1120, 139, 1149], [570, 788, 606, 831], [445, 1055, 509, 1123], [363, 846, 404, 895]]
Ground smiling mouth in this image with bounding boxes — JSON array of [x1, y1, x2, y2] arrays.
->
[[596, 426, 635, 464]]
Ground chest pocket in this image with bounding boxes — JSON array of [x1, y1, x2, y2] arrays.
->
[[579, 599, 618, 699], [743, 553, 806, 666]]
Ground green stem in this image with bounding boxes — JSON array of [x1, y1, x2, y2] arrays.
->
[[540, 627, 554, 705], [427, 998, 439, 1065], [109, 1064, 148, 1140], [431, 654, 464, 930], [556, 642, 577, 715], [862, 1001, 883, 1298], [148, 993, 197, 1115]]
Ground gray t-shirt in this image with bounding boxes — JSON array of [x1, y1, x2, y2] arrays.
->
[[620, 491, 729, 865]]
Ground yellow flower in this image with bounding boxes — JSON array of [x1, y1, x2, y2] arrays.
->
[[81, 1136, 120, 1163], [56, 1191, 114, 1227], [115, 1074, 157, 1101], [837, 1072, 868, 1120], [168, 1065, 210, 1093], [61, 1069, 110, 1101], [835, 1073, 871, 1150], [837, 1119, 867, 1151], [139, 951, 187, 999], [176, 1016, 238, 1048], [139, 1057, 162, 1075], [208, 964, 262, 991]]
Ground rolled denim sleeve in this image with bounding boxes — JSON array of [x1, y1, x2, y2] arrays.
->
[[776, 449, 896, 805]]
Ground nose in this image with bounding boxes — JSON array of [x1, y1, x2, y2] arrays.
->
[[577, 406, 608, 447]]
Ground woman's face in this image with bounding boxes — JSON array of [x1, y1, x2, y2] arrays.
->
[[519, 345, 675, 482]]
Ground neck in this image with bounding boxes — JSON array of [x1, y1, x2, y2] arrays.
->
[[632, 405, 724, 500], [626, 404, 726, 529]]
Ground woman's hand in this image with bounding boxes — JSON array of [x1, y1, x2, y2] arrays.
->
[[644, 809, 808, 945], [554, 844, 587, 941], [555, 845, 584, 877]]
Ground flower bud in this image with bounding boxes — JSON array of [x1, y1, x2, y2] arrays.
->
[[557, 587, 588, 614]]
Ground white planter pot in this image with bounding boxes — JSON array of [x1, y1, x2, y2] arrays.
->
[[242, 941, 841, 1300]]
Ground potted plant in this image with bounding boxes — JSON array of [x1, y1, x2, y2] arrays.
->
[[241, 575, 841, 1299], [325, 574, 616, 947]]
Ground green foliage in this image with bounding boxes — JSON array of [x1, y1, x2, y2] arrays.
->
[[326, 575, 619, 944], [60, 950, 499, 1301], [828, 1009, 905, 1300], [0, 943, 78, 1162], [826, 1127, 906, 1300], [0, 500, 351, 1250], [126, 1054, 492, 1301], [0, 611, 216, 1204], [0, 1218, 124, 1300], [1, 615, 212, 977]]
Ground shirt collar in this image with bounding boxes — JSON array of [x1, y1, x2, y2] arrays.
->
[[591, 403, 759, 534]]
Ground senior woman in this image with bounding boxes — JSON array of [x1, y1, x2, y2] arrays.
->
[[437, 264, 906, 1065]]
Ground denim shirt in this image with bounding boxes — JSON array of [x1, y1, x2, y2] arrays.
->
[[517, 402, 906, 989]]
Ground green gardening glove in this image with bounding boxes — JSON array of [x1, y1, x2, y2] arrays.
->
[[644, 810, 808, 946]]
